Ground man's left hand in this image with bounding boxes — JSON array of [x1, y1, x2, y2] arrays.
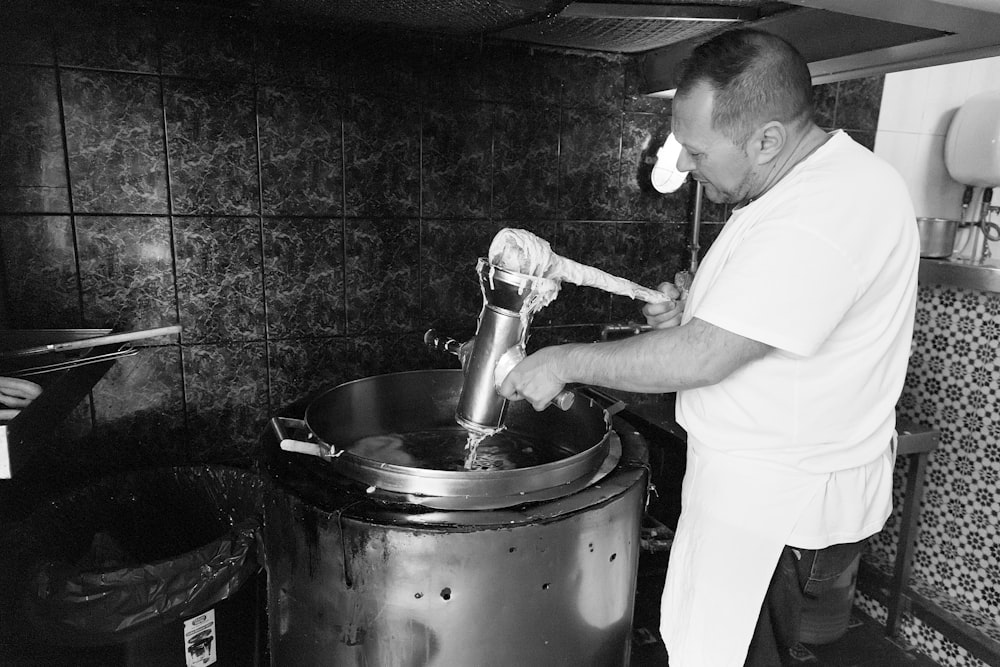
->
[[497, 346, 569, 412]]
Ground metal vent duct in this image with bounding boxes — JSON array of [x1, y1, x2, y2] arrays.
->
[[255, 0, 575, 33]]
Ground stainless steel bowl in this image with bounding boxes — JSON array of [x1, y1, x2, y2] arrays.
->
[[917, 217, 959, 258]]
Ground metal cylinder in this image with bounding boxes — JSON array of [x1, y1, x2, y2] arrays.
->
[[456, 259, 543, 434], [260, 410, 649, 667]]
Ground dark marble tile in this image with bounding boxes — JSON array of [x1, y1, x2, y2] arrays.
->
[[558, 107, 624, 221], [0, 215, 80, 328], [174, 216, 265, 343], [624, 58, 672, 114], [182, 341, 268, 465], [0, 66, 68, 213], [88, 344, 187, 467], [159, 6, 254, 82], [543, 221, 616, 326], [481, 43, 563, 107], [258, 85, 343, 216], [609, 221, 691, 322], [558, 53, 625, 113], [421, 37, 486, 102], [268, 337, 349, 413], [345, 334, 455, 381], [164, 79, 258, 215], [846, 130, 877, 152], [836, 76, 885, 131], [345, 218, 420, 335], [813, 82, 839, 130], [527, 325, 604, 350], [263, 217, 345, 338], [55, 0, 159, 73], [621, 112, 681, 222], [76, 215, 176, 332], [344, 92, 421, 217], [257, 22, 341, 89], [421, 100, 493, 219], [61, 70, 168, 214], [0, 1, 55, 66], [492, 104, 560, 219], [420, 218, 504, 332], [338, 30, 422, 98]]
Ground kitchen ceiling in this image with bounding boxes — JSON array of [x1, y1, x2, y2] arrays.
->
[[197, 0, 1000, 90]]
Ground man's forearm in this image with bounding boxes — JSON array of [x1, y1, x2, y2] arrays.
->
[[558, 317, 770, 393]]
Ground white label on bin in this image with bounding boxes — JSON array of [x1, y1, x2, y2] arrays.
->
[[183, 608, 217, 667]]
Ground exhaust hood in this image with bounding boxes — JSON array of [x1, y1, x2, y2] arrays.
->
[[203, 1, 1000, 91]]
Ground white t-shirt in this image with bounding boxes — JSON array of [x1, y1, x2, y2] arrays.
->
[[661, 131, 918, 666], [676, 129, 918, 544]]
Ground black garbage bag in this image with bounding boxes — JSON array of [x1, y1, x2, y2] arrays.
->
[[9, 465, 263, 646]]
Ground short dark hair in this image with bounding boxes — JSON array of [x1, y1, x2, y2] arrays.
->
[[675, 29, 814, 145]]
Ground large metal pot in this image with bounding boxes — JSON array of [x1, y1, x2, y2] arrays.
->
[[269, 369, 614, 504], [261, 370, 649, 667]]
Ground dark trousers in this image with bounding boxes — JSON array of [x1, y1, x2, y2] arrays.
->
[[743, 539, 867, 667]]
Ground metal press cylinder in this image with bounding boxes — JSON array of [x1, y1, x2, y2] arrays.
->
[[455, 260, 536, 433]]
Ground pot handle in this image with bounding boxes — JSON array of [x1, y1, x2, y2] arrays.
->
[[270, 416, 340, 458], [576, 386, 626, 416]]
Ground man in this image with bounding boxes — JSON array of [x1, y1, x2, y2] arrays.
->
[[499, 28, 919, 666]]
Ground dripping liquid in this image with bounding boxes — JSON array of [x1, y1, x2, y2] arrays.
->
[[346, 427, 573, 472]]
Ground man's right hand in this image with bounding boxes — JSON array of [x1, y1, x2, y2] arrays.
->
[[642, 282, 685, 329]]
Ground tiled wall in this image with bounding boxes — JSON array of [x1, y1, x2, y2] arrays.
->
[[863, 59, 1000, 667], [0, 1, 884, 492]]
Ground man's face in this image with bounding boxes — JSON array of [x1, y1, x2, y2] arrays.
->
[[671, 82, 757, 205]]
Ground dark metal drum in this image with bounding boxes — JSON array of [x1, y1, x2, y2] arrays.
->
[[261, 370, 649, 667]]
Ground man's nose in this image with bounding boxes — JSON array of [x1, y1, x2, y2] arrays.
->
[[676, 148, 696, 173]]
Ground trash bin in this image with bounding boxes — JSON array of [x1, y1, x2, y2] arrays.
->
[[6, 465, 266, 667]]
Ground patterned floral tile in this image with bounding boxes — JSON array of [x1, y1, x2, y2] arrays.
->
[[182, 341, 268, 465], [55, 0, 159, 73], [343, 92, 421, 218], [492, 104, 560, 220], [262, 217, 345, 338], [61, 70, 168, 214], [0, 66, 68, 213], [421, 100, 493, 219], [174, 216, 265, 343], [0, 215, 80, 327], [159, 6, 254, 82], [76, 215, 175, 332], [558, 107, 624, 221], [258, 85, 344, 216], [163, 79, 258, 215], [345, 218, 420, 335], [869, 284, 1000, 667]]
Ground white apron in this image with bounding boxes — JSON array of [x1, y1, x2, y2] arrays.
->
[[659, 439, 826, 666]]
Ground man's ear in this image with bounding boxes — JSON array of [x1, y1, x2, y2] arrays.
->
[[752, 121, 785, 165]]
